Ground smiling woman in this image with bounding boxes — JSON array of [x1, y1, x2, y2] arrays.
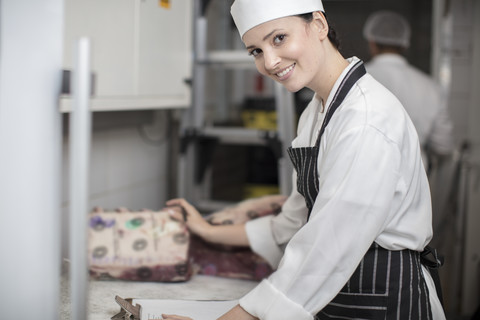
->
[[163, 0, 447, 319]]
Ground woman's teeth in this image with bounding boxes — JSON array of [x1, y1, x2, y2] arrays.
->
[[277, 64, 295, 77]]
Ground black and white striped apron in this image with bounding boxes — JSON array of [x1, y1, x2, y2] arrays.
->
[[287, 60, 434, 319]]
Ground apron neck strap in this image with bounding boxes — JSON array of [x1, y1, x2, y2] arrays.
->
[[315, 60, 366, 148]]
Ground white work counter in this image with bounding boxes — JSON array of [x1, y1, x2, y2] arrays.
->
[[60, 273, 259, 320]]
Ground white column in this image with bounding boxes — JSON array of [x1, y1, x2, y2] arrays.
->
[[69, 37, 92, 320], [0, 0, 64, 319]]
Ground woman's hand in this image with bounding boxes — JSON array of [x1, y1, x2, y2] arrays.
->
[[165, 198, 250, 247], [165, 198, 212, 239], [218, 305, 259, 320], [161, 305, 257, 320]]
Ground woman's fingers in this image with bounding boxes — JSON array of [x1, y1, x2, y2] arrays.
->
[[164, 199, 189, 221], [164, 198, 213, 239], [166, 207, 184, 222], [165, 198, 190, 209], [165, 198, 201, 221]]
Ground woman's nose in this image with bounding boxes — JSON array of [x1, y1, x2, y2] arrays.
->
[[263, 50, 281, 72]]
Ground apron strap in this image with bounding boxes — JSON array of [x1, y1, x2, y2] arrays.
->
[[287, 60, 367, 219], [420, 245, 445, 308], [315, 60, 367, 148]]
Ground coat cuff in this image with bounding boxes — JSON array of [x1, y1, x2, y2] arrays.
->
[[239, 279, 314, 320], [245, 216, 283, 268]]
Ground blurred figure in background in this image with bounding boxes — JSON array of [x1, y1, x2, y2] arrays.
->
[[363, 10, 454, 171]]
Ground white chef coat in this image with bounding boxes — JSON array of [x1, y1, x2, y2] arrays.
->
[[366, 53, 454, 164], [238, 57, 446, 320]]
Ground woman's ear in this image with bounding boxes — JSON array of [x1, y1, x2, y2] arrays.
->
[[311, 11, 329, 40]]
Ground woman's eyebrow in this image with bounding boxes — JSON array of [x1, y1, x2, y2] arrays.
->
[[245, 29, 282, 51], [263, 29, 280, 41]]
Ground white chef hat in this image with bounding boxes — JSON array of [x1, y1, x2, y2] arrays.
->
[[231, 0, 325, 38], [363, 10, 411, 48]]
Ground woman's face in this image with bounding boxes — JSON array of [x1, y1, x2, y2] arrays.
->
[[242, 15, 325, 93]]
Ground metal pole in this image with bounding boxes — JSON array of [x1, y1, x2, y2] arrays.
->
[[69, 37, 92, 320]]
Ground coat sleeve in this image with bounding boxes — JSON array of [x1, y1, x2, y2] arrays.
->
[[239, 124, 402, 320], [245, 171, 309, 268]]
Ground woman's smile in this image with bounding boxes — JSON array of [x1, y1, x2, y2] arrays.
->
[[275, 63, 296, 80]]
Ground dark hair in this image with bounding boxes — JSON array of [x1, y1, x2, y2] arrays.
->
[[297, 12, 340, 50]]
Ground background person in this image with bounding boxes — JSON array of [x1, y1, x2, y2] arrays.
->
[[163, 1, 445, 319], [363, 10, 455, 170]]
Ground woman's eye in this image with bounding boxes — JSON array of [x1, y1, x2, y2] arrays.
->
[[248, 48, 262, 57], [273, 34, 286, 45]]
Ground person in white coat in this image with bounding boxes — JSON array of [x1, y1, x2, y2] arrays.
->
[[163, 1, 446, 319], [363, 10, 454, 169]]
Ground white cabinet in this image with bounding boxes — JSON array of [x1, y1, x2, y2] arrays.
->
[[61, 0, 192, 112]]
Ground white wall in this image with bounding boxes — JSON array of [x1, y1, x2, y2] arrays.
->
[[61, 111, 171, 259]]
